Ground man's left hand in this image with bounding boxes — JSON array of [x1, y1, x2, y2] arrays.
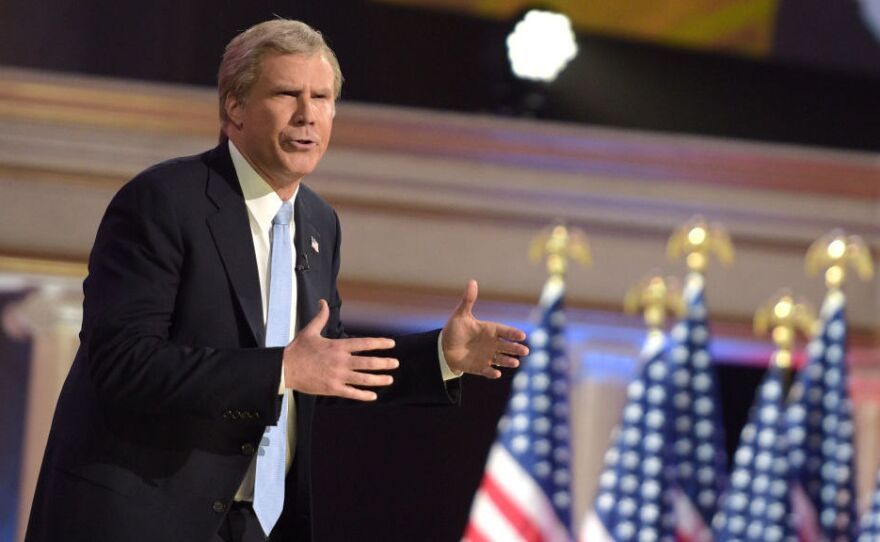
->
[[442, 280, 530, 379]]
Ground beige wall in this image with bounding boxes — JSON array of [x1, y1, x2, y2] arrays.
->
[[2, 65, 880, 537]]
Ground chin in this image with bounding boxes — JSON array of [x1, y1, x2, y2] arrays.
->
[[284, 162, 318, 180]]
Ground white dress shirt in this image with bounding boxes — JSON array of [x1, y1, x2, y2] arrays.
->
[[230, 141, 300, 501], [228, 140, 459, 501]]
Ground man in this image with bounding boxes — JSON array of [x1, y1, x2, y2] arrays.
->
[[25, 18, 528, 542]]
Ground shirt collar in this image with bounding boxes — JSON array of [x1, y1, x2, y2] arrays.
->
[[228, 139, 299, 232]]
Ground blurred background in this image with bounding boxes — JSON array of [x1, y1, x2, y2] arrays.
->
[[1, 1, 879, 541]]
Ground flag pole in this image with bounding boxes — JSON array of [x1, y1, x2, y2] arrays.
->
[[580, 272, 682, 542], [783, 228, 874, 541], [464, 222, 590, 542], [665, 215, 733, 539]]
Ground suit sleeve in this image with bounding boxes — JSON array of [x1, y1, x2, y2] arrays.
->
[[82, 176, 281, 422], [321, 211, 461, 407]]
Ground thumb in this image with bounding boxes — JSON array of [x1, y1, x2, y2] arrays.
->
[[454, 279, 478, 317], [303, 299, 330, 335]]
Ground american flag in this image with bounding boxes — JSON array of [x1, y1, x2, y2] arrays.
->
[[666, 272, 728, 541], [858, 469, 880, 540], [580, 330, 677, 542], [784, 290, 857, 541], [463, 277, 573, 542], [713, 363, 797, 541]]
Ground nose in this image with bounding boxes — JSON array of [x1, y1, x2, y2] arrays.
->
[[292, 96, 314, 126]]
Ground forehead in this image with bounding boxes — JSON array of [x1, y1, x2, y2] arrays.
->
[[255, 52, 335, 89]]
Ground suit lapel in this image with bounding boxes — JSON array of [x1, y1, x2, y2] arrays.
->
[[294, 190, 322, 331], [204, 143, 265, 344]]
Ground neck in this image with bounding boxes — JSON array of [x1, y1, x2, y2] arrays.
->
[[272, 181, 300, 202]]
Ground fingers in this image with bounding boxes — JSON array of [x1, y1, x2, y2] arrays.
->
[[285, 321, 402, 400], [350, 355, 399, 371], [343, 336, 396, 353], [491, 353, 520, 369], [346, 370, 394, 388], [495, 323, 527, 343], [302, 299, 330, 335], [336, 387, 379, 402], [453, 279, 478, 317], [496, 338, 530, 358], [480, 366, 502, 379], [328, 369, 396, 402]]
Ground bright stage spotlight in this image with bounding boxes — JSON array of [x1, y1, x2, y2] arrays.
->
[[859, 0, 880, 43], [506, 9, 578, 83]]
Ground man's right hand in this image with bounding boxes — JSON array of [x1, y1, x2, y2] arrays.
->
[[282, 299, 398, 401]]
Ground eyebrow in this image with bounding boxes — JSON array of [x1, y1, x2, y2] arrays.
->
[[270, 85, 333, 95]]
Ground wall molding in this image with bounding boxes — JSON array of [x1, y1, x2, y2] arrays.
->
[[1, 64, 878, 340]]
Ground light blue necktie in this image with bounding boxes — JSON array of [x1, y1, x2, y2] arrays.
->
[[254, 200, 293, 536]]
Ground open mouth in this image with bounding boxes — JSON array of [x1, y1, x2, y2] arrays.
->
[[284, 138, 317, 150]]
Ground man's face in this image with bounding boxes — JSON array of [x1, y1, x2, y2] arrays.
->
[[226, 53, 336, 192]]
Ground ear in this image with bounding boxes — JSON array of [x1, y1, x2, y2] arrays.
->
[[225, 93, 244, 129]]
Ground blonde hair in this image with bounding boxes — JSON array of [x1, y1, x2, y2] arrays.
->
[[217, 19, 343, 127]]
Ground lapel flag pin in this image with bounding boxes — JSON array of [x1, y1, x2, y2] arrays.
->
[[311, 236, 320, 254]]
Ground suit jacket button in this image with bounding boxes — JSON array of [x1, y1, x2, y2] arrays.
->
[[241, 443, 256, 455], [213, 501, 227, 513]]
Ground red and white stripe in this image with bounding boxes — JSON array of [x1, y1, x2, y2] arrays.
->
[[578, 510, 613, 542], [672, 489, 712, 542], [791, 484, 822, 542], [464, 445, 571, 542]]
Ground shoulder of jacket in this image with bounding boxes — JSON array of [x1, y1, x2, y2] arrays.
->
[[118, 150, 212, 199]]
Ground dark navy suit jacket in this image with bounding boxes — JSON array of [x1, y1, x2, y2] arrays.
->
[[25, 143, 460, 542]]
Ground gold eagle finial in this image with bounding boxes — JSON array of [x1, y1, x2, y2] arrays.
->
[[624, 273, 685, 331], [667, 215, 734, 274], [529, 224, 591, 279], [753, 289, 816, 369], [805, 229, 873, 290]]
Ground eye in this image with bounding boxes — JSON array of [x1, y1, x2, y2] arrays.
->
[[274, 89, 300, 99]]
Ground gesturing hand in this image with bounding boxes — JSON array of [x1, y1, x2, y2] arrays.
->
[[441, 280, 530, 379], [283, 299, 398, 401]]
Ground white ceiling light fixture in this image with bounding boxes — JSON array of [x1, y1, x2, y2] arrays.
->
[[506, 9, 579, 83]]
